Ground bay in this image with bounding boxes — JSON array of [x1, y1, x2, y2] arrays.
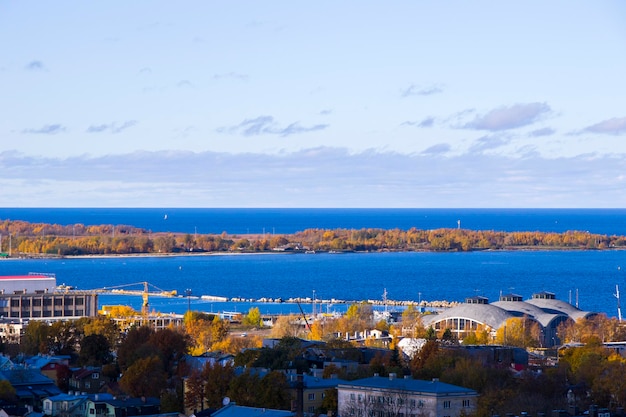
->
[[1, 208, 626, 319], [0, 250, 624, 318]]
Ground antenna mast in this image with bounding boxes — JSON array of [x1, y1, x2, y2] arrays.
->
[[616, 284, 622, 322]]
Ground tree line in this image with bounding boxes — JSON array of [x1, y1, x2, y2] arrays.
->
[[2, 219, 626, 256]]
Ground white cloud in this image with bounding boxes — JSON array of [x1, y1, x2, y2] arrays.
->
[[86, 121, 138, 134], [218, 116, 329, 137], [1, 148, 625, 208], [22, 124, 66, 135], [212, 72, 248, 81], [401, 117, 435, 128], [401, 84, 443, 97], [469, 134, 512, 153], [25, 60, 45, 71], [528, 127, 555, 137], [462, 102, 551, 131], [422, 144, 451, 155], [580, 116, 626, 135]]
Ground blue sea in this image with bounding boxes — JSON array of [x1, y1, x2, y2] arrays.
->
[[1, 208, 626, 318], [2, 208, 626, 235]]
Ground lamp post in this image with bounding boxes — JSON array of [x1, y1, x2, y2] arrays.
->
[[185, 289, 192, 313]]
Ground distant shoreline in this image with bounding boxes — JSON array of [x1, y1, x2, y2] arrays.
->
[[2, 245, 624, 262]]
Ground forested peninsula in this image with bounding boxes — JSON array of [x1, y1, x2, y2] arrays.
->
[[2, 219, 626, 257]]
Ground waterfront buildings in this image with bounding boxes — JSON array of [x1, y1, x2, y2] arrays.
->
[[421, 291, 595, 346]]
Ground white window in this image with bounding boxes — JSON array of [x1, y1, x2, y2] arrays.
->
[[463, 399, 471, 407], [308, 393, 315, 400], [443, 400, 451, 409]]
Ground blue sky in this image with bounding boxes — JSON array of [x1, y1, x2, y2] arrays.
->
[[2, 1, 626, 207]]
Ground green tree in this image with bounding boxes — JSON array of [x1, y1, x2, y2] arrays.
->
[[227, 370, 260, 406], [319, 388, 338, 415], [257, 371, 291, 409], [161, 390, 183, 414], [203, 362, 235, 409], [47, 321, 79, 355], [79, 333, 113, 366]]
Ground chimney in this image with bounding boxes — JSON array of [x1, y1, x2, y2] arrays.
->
[[295, 374, 304, 417]]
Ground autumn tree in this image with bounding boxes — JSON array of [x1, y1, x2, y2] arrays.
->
[[0, 380, 16, 401], [119, 355, 167, 398], [184, 370, 206, 413], [117, 326, 157, 371], [185, 312, 229, 354], [148, 327, 189, 375], [400, 305, 425, 338], [270, 315, 303, 338], [21, 320, 49, 355], [495, 317, 540, 348], [242, 307, 262, 328], [558, 315, 626, 344], [77, 316, 121, 349]]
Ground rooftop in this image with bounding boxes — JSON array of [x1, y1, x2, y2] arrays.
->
[[338, 375, 478, 396]]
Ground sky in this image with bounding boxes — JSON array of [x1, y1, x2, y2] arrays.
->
[[1, 1, 626, 208]]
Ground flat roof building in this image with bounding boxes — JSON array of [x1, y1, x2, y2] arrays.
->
[[338, 374, 478, 417], [0, 274, 98, 321]]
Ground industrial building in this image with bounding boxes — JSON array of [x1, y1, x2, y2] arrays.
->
[[0, 273, 98, 321]]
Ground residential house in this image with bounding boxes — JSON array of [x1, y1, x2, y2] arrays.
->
[[0, 368, 62, 411], [337, 374, 478, 417], [42, 393, 93, 417], [183, 353, 235, 373], [0, 356, 14, 371], [286, 373, 347, 416], [0, 405, 29, 417], [84, 396, 160, 417], [23, 355, 71, 387], [0, 320, 24, 344], [68, 368, 106, 395]]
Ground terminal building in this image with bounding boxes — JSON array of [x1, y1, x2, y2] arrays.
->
[[421, 291, 596, 346], [0, 274, 98, 320]]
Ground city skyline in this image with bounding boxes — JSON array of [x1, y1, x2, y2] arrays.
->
[[1, 1, 626, 207]]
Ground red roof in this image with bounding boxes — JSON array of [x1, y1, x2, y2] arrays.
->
[[0, 275, 53, 280]]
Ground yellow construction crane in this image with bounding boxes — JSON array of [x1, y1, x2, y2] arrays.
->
[[86, 281, 177, 316]]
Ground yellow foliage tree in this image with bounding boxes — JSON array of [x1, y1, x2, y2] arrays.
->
[[495, 317, 540, 348]]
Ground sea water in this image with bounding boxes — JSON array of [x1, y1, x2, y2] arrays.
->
[[1, 208, 625, 318]]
